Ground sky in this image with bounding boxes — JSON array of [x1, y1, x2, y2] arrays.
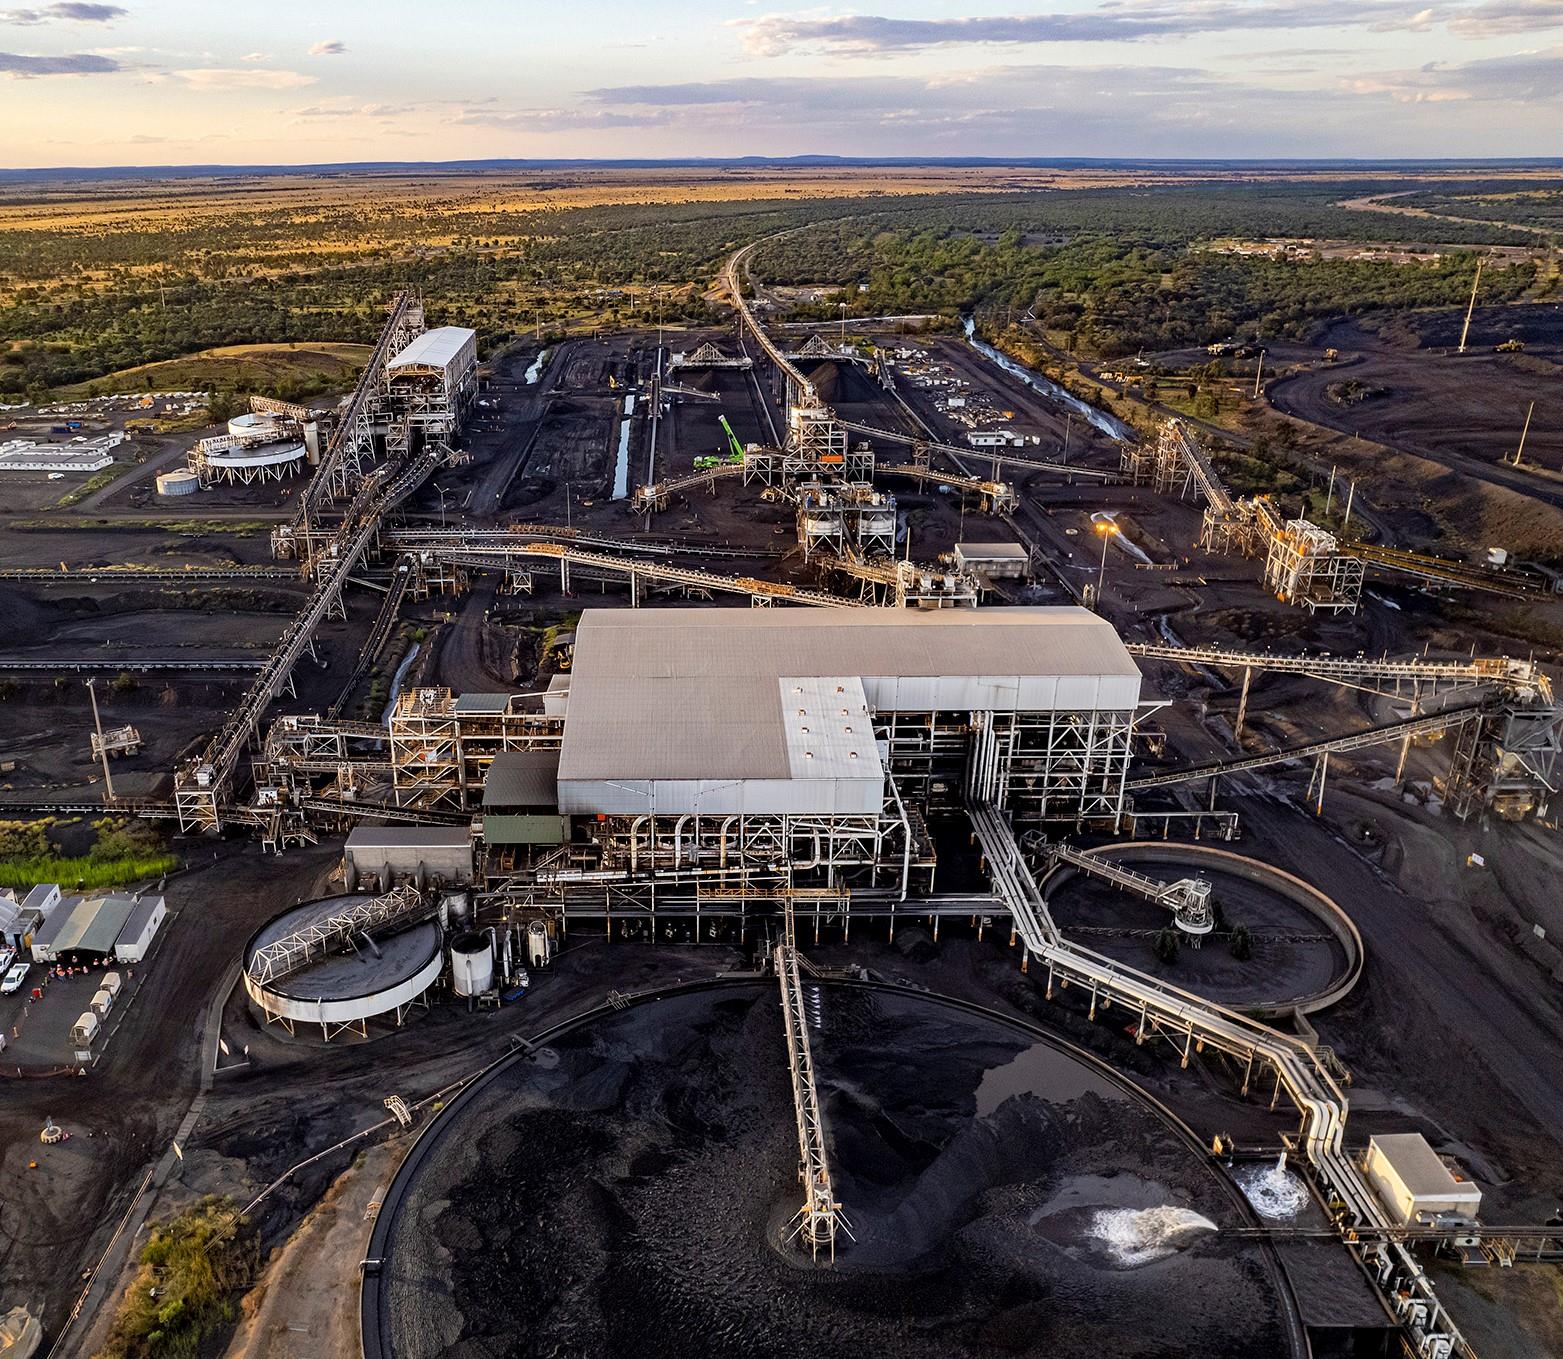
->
[[3, 0, 1562, 167]]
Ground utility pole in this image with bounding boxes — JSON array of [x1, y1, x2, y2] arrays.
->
[[1252, 349, 1265, 400], [1510, 401, 1535, 467], [1457, 257, 1485, 354], [1062, 412, 1072, 464], [85, 678, 114, 804]]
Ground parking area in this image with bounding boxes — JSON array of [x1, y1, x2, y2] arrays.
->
[[1, 936, 163, 1074]]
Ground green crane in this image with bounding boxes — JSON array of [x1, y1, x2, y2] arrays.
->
[[718, 414, 746, 464]]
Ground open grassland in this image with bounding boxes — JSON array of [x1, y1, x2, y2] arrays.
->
[[54, 341, 370, 400]]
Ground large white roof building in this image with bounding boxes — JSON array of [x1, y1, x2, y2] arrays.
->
[[554, 607, 1141, 817]]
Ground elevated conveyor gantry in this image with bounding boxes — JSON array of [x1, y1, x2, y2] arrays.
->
[[965, 801, 1473, 1359], [775, 896, 850, 1261]]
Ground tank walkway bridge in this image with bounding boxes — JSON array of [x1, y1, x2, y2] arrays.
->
[[1040, 840, 1213, 938], [964, 800, 1474, 1359]]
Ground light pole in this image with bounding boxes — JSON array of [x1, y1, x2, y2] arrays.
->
[[1094, 519, 1119, 609], [839, 302, 847, 348], [85, 677, 114, 803]]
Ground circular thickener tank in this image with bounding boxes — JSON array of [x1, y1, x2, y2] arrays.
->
[[450, 931, 493, 997], [155, 468, 201, 497], [228, 411, 280, 440]]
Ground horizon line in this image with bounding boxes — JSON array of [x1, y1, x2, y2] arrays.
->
[[6, 154, 1563, 183]]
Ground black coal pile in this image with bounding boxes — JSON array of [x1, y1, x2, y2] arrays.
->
[[379, 985, 1298, 1359]]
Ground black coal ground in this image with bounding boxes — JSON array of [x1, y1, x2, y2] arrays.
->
[[380, 986, 1297, 1359]]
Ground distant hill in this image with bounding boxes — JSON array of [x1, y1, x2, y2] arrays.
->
[[4, 155, 1563, 186]]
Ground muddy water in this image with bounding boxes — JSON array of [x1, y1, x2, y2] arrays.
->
[[380, 986, 1298, 1359], [962, 317, 1132, 443]]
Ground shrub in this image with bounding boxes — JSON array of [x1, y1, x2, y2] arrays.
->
[[100, 1197, 254, 1359]]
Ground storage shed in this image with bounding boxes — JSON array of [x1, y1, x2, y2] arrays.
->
[[346, 826, 473, 887], [1363, 1134, 1481, 1227], [113, 893, 167, 963]]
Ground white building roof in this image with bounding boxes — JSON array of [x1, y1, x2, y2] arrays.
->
[[387, 326, 477, 376], [555, 606, 1140, 815]]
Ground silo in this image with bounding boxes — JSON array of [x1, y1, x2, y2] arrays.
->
[[449, 930, 494, 997]]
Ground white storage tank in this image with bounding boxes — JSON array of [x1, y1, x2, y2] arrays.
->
[[450, 930, 494, 997], [526, 919, 554, 969], [156, 468, 201, 497]]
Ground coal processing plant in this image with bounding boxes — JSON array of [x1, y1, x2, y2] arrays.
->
[[10, 230, 1563, 1359]]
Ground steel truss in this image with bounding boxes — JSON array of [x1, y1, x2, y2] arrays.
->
[[246, 883, 428, 987], [776, 896, 851, 1261], [389, 687, 562, 814]]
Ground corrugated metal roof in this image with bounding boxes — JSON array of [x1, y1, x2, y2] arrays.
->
[[1369, 1134, 1474, 1199], [956, 541, 1028, 559], [345, 827, 471, 848], [558, 606, 1140, 784], [46, 894, 135, 955], [387, 326, 477, 374], [452, 692, 512, 715], [483, 749, 560, 808], [115, 894, 164, 947]]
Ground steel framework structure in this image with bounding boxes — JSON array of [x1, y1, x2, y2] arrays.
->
[[389, 687, 563, 814], [776, 896, 851, 1261]]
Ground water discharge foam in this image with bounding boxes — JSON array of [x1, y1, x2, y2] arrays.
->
[[1236, 1153, 1311, 1221], [1089, 1205, 1218, 1267]]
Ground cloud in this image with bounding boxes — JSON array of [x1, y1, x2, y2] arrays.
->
[[307, 38, 346, 55], [451, 106, 671, 130], [0, 48, 117, 72], [733, 3, 1448, 55], [171, 66, 316, 90], [1448, 0, 1563, 33], [0, 2, 125, 21], [239, 51, 269, 62], [1346, 44, 1563, 99], [294, 99, 415, 118]]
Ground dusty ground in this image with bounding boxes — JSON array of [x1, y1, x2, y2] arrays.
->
[[222, 1137, 406, 1359]]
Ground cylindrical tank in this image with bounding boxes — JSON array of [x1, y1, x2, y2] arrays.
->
[[526, 920, 553, 968], [155, 469, 201, 497], [228, 411, 278, 440], [450, 930, 493, 997], [444, 891, 470, 928]]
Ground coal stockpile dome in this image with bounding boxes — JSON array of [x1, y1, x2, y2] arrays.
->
[[364, 984, 1304, 1359], [242, 893, 442, 1040]]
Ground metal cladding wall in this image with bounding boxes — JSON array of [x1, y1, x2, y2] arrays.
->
[[156, 470, 201, 496]]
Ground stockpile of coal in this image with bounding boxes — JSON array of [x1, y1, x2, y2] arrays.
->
[[379, 985, 1299, 1359]]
